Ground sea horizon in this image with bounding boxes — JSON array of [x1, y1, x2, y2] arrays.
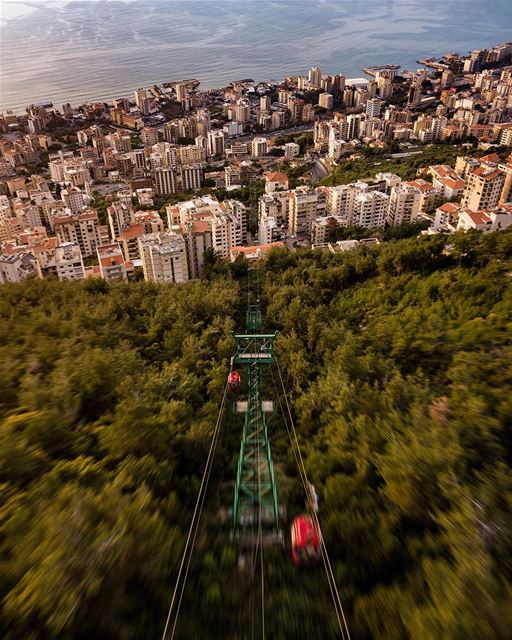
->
[[1, 0, 512, 114]]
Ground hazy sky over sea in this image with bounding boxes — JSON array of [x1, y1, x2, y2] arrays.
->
[[1, 0, 512, 112]]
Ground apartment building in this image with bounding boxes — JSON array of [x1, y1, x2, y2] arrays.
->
[[319, 93, 334, 110], [54, 208, 102, 257], [97, 243, 127, 281], [461, 166, 506, 210], [134, 88, 149, 115], [210, 212, 239, 259], [54, 242, 85, 280], [259, 215, 282, 245], [61, 186, 85, 214], [153, 167, 177, 195], [207, 130, 225, 157], [134, 210, 165, 235], [251, 137, 268, 157], [405, 179, 439, 213], [284, 142, 300, 158], [326, 184, 358, 223], [181, 164, 204, 191], [387, 184, 421, 226], [352, 191, 389, 228], [308, 66, 322, 87], [180, 220, 213, 279], [138, 232, 189, 283], [259, 191, 290, 229], [141, 127, 159, 146], [176, 145, 205, 165], [222, 199, 248, 245], [366, 97, 382, 119], [310, 215, 345, 244], [288, 187, 327, 234], [498, 156, 512, 206], [107, 201, 134, 240], [0, 252, 35, 283], [118, 223, 145, 261]]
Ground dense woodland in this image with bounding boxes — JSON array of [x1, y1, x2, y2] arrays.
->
[[1, 229, 512, 638], [319, 143, 512, 187]]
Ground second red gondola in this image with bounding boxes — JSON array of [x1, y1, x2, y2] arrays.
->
[[291, 514, 321, 565]]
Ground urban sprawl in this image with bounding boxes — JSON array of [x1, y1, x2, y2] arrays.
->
[[1, 41, 512, 283]]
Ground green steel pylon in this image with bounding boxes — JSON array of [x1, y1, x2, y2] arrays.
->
[[232, 309, 280, 542]]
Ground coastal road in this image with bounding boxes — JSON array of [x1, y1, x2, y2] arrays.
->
[[310, 157, 329, 183]]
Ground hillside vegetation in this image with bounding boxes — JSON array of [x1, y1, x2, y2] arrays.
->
[[1, 229, 512, 639]]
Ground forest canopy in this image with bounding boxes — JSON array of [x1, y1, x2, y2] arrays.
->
[[1, 228, 512, 639]]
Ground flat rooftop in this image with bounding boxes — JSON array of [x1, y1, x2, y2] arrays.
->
[[346, 78, 370, 87]]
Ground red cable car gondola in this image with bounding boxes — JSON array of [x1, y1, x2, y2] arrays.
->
[[227, 370, 240, 393], [291, 514, 321, 565]]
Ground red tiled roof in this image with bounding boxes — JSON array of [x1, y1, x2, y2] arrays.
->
[[438, 202, 460, 213], [231, 241, 285, 258], [439, 177, 465, 190], [467, 211, 491, 225], [120, 223, 144, 238], [264, 171, 289, 183], [472, 167, 502, 180], [406, 180, 436, 193], [479, 152, 500, 163]]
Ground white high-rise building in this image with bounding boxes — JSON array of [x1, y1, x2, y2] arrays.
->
[[326, 184, 359, 224], [259, 216, 281, 245], [54, 209, 102, 257], [138, 232, 189, 283], [210, 213, 239, 259], [175, 83, 188, 102], [260, 95, 271, 111], [259, 192, 290, 227], [288, 187, 327, 235], [251, 137, 268, 157], [366, 97, 382, 119], [284, 142, 300, 157], [308, 66, 322, 87], [347, 114, 363, 140], [352, 191, 389, 228], [234, 101, 250, 123], [319, 93, 334, 110], [387, 184, 421, 226], [207, 130, 225, 157], [154, 168, 177, 195], [61, 186, 85, 214], [134, 88, 149, 115], [222, 199, 248, 245], [327, 118, 349, 159], [181, 164, 203, 191], [462, 166, 506, 211]]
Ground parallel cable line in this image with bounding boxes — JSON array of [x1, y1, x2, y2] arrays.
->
[[272, 359, 351, 640], [255, 374, 265, 639], [268, 365, 346, 639], [162, 382, 228, 640]]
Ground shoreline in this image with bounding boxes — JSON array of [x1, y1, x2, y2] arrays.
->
[[1, 38, 510, 117]]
